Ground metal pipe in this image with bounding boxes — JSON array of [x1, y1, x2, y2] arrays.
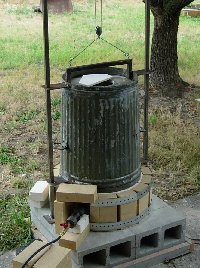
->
[[143, 0, 151, 163], [43, 0, 55, 219]]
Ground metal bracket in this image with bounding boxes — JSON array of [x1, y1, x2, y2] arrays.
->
[[43, 214, 55, 224], [42, 82, 69, 90], [66, 59, 133, 83], [90, 206, 151, 231], [91, 183, 152, 207]]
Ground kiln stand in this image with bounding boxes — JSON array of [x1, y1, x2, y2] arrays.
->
[[30, 166, 192, 268]]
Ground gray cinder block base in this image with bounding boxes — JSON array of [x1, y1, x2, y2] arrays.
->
[[30, 195, 191, 268]]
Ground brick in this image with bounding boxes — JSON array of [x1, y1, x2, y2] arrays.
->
[[138, 194, 150, 214], [29, 181, 49, 202], [99, 206, 117, 223], [54, 201, 71, 234], [141, 174, 152, 185], [59, 225, 90, 250], [56, 183, 97, 203], [141, 166, 152, 175], [29, 199, 48, 208], [68, 214, 89, 234], [117, 190, 138, 221], [118, 201, 138, 221], [133, 183, 148, 193], [98, 193, 117, 200], [12, 240, 50, 268], [34, 244, 72, 268], [90, 206, 100, 223]]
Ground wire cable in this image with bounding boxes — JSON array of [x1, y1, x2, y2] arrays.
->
[[21, 236, 61, 268]]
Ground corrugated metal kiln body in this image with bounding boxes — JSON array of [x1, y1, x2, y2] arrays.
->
[[60, 72, 141, 192]]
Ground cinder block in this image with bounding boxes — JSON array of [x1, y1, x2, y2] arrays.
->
[[59, 225, 90, 250], [137, 230, 160, 257], [110, 240, 132, 266], [54, 201, 71, 234], [82, 248, 107, 267], [29, 181, 49, 202], [68, 215, 89, 234], [162, 221, 186, 249], [56, 183, 97, 203]]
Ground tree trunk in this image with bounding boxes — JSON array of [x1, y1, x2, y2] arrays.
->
[[150, 12, 185, 97]]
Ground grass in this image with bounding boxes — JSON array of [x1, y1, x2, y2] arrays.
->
[[0, 0, 200, 251], [0, 195, 32, 251]]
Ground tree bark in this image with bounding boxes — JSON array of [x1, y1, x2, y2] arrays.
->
[[150, 0, 194, 97]]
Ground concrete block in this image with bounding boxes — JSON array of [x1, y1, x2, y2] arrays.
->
[[109, 240, 132, 266], [29, 181, 49, 202], [82, 248, 108, 267], [68, 215, 89, 234], [56, 183, 97, 204], [29, 195, 187, 267]]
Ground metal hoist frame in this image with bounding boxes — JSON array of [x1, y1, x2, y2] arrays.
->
[[42, 0, 151, 220]]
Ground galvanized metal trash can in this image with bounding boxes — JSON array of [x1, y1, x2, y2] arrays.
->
[[60, 68, 141, 192]]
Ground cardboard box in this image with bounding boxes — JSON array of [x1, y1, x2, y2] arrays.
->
[[54, 201, 71, 234], [59, 225, 90, 250], [12, 240, 50, 268], [29, 181, 49, 202], [56, 184, 97, 203], [34, 244, 71, 268]]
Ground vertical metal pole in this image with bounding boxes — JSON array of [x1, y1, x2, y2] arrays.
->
[[143, 0, 150, 163], [43, 0, 55, 219]]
